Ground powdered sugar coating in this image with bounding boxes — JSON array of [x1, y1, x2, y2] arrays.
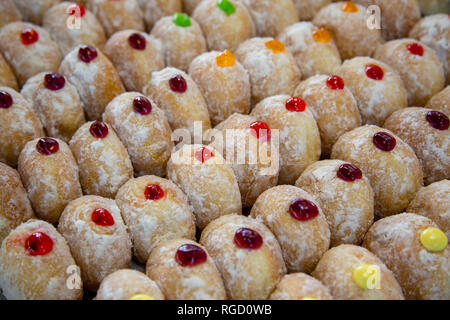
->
[[138, 0, 182, 31], [0, 0, 21, 28], [69, 121, 133, 198], [331, 125, 423, 218], [269, 272, 333, 300], [0, 53, 18, 90], [363, 213, 449, 300], [146, 238, 226, 299], [292, 0, 330, 21], [200, 214, 287, 300], [0, 219, 83, 300], [426, 86, 449, 116], [11, 0, 59, 25]]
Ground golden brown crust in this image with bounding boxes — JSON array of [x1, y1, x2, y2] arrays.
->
[[269, 273, 333, 300], [0, 53, 18, 90], [426, 86, 450, 116], [11, 0, 59, 25]]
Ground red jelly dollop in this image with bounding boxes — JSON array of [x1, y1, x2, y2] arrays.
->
[[337, 163, 363, 182], [289, 199, 319, 221], [169, 75, 187, 93], [91, 208, 115, 226], [326, 75, 344, 90], [175, 244, 207, 267], [44, 73, 65, 91], [234, 228, 263, 250], [21, 28, 39, 45], [250, 121, 271, 142], [145, 184, 165, 200], [36, 138, 59, 155], [89, 121, 109, 138], [128, 33, 146, 50], [133, 96, 152, 115], [25, 232, 53, 256], [373, 132, 396, 152], [286, 97, 306, 112], [365, 65, 384, 80], [426, 111, 449, 130], [407, 43, 424, 56], [78, 45, 98, 63], [67, 3, 85, 17], [195, 147, 214, 163], [0, 91, 13, 108]]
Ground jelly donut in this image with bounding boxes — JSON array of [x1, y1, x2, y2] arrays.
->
[[0, 87, 44, 167], [291, 0, 331, 21], [363, 213, 449, 300], [337, 57, 408, 126], [59, 44, 125, 121], [416, 0, 450, 15], [151, 14, 207, 72], [95, 269, 164, 300], [188, 50, 251, 126], [0, 162, 34, 244], [269, 273, 333, 300], [374, 39, 445, 107], [167, 144, 242, 230], [104, 30, 164, 92], [0, 53, 18, 90], [239, 0, 298, 38], [0, 219, 83, 300], [354, 0, 421, 40], [21, 72, 86, 143], [278, 22, 341, 79], [408, 180, 449, 239], [313, 1, 382, 60], [86, 0, 145, 37], [210, 113, 280, 208], [0, 22, 62, 87], [409, 14, 450, 85], [235, 37, 301, 105], [331, 125, 423, 218], [58, 195, 132, 291], [426, 86, 450, 116], [250, 185, 330, 273], [143, 67, 211, 135], [146, 238, 227, 300], [0, 0, 20, 29], [103, 92, 173, 177], [296, 160, 374, 247], [115, 175, 196, 263], [69, 121, 133, 198], [192, 0, 255, 51], [11, 0, 60, 25], [137, 0, 182, 31], [18, 138, 82, 225], [294, 75, 361, 157], [250, 95, 321, 185], [43, 2, 107, 56], [200, 214, 286, 300], [312, 244, 405, 300]]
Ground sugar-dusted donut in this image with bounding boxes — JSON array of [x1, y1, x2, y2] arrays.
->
[[151, 14, 207, 72], [250, 185, 330, 273], [384, 107, 449, 185], [58, 195, 132, 291], [59, 44, 125, 121], [331, 125, 423, 218], [269, 273, 333, 300], [43, 2, 107, 56], [312, 244, 404, 300], [291, 0, 331, 21], [95, 269, 165, 300], [0, 162, 34, 244], [278, 22, 341, 79], [137, 0, 182, 31], [18, 138, 82, 224], [235, 37, 301, 105], [146, 238, 227, 299], [426, 86, 449, 116], [103, 92, 173, 177], [188, 50, 251, 126], [21, 72, 86, 143], [296, 160, 374, 247], [0, 0, 20, 29], [0, 219, 83, 300], [363, 213, 449, 300], [115, 175, 196, 263], [11, 0, 60, 25], [0, 87, 44, 167], [69, 121, 133, 198], [294, 75, 361, 157], [200, 214, 286, 300], [0, 22, 62, 87], [167, 144, 242, 229], [374, 39, 445, 107], [0, 53, 18, 90]]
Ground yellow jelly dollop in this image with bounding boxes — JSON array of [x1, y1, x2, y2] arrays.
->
[[129, 294, 154, 300], [216, 49, 235, 67], [420, 227, 448, 252], [312, 28, 331, 43], [342, 1, 358, 12], [300, 297, 317, 300], [265, 40, 285, 54], [352, 264, 380, 290]]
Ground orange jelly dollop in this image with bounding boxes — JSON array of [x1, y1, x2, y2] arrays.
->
[[312, 28, 331, 43], [216, 50, 235, 67], [265, 40, 285, 54], [342, 1, 358, 12]]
